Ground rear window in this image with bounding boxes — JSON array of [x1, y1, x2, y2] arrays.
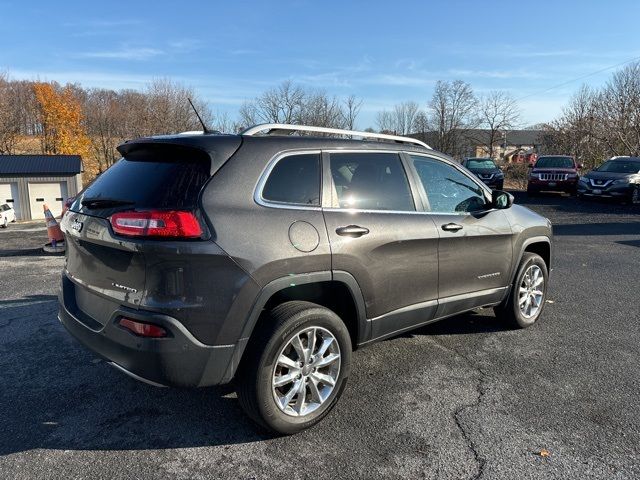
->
[[74, 147, 210, 212]]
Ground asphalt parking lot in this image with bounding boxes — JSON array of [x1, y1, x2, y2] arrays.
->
[[1, 193, 639, 480]]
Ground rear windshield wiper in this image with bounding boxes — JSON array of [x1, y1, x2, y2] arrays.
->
[[81, 198, 135, 209]]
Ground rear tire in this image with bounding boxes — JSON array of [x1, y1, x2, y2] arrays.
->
[[1, 217, 7, 228], [236, 301, 352, 434], [494, 252, 548, 329]]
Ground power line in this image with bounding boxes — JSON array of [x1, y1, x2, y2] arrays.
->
[[516, 55, 640, 101]]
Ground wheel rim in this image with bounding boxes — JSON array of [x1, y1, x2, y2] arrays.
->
[[272, 326, 341, 417], [519, 265, 544, 319]]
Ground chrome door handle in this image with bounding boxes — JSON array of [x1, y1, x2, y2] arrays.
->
[[336, 225, 370, 237], [441, 223, 463, 232]]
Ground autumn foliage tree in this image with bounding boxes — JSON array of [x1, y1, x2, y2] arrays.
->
[[33, 82, 96, 180]]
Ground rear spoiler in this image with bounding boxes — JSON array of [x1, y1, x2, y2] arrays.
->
[[117, 134, 243, 176]]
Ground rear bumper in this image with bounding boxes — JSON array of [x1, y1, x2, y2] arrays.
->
[[58, 274, 240, 387]]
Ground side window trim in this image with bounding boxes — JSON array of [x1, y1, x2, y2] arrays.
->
[[255, 149, 323, 211]]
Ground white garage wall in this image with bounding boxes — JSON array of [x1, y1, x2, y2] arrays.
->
[[0, 175, 81, 220]]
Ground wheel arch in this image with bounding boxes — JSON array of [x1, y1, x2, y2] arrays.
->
[[221, 271, 368, 382], [512, 236, 552, 285]]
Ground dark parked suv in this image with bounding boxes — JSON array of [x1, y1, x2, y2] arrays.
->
[[461, 157, 504, 190], [527, 155, 581, 195], [59, 124, 553, 434], [577, 156, 640, 204]]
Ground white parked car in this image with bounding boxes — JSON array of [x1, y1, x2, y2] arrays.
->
[[0, 203, 16, 227]]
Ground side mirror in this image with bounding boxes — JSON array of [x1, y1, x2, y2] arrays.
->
[[492, 190, 514, 209]]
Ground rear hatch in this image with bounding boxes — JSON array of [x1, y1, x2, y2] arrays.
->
[[62, 142, 216, 317]]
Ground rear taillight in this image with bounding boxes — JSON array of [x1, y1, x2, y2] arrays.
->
[[118, 317, 168, 338], [109, 210, 203, 238]]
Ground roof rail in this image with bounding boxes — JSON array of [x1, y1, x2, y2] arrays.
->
[[241, 123, 431, 149]]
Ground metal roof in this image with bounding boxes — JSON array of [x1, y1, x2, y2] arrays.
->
[[0, 155, 82, 175]]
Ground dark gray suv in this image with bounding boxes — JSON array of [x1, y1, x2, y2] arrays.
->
[[59, 124, 552, 434]]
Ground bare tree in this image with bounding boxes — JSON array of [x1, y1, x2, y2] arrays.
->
[[375, 101, 421, 135], [239, 81, 306, 127], [476, 91, 520, 159], [376, 110, 395, 133], [428, 80, 479, 157], [299, 90, 345, 128], [0, 72, 22, 153], [393, 101, 420, 135], [144, 78, 212, 135], [83, 88, 124, 172], [593, 62, 640, 157], [342, 95, 363, 130], [543, 85, 605, 168]]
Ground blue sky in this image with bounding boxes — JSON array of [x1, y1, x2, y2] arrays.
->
[[1, 0, 639, 129]]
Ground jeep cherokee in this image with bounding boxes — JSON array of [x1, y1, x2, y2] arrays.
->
[[59, 124, 553, 434], [527, 155, 581, 195]]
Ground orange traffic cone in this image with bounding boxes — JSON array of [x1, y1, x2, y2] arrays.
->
[[43, 204, 65, 253]]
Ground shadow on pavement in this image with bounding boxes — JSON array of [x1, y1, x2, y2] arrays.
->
[[510, 190, 640, 215], [0, 296, 271, 456], [554, 222, 640, 236], [414, 310, 505, 336]]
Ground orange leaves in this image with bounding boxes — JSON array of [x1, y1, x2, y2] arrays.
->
[[33, 82, 96, 180]]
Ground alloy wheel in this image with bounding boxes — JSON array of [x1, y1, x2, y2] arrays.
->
[[272, 326, 341, 417], [518, 265, 544, 319]]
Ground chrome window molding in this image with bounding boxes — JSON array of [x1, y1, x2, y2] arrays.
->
[[254, 149, 323, 211]]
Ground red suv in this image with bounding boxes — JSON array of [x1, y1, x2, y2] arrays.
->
[[527, 155, 581, 195]]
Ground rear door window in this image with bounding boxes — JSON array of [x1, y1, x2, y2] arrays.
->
[[329, 152, 415, 211], [261, 153, 321, 206], [410, 155, 487, 213]]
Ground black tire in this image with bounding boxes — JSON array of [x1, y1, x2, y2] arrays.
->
[[236, 301, 352, 434], [494, 252, 548, 329], [496, 181, 504, 191], [1, 217, 7, 228]]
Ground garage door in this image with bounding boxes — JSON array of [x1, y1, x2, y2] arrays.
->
[[0, 182, 21, 220], [28, 182, 68, 219]]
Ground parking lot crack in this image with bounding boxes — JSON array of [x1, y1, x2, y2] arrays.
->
[[427, 337, 487, 480]]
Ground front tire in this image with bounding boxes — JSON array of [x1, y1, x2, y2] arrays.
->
[[1, 217, 7, 228], [237, 301, 352, 434], [494, 252, 548, 328]]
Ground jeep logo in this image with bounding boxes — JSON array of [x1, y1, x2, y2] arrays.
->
[[71, 219, 83, 232]]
